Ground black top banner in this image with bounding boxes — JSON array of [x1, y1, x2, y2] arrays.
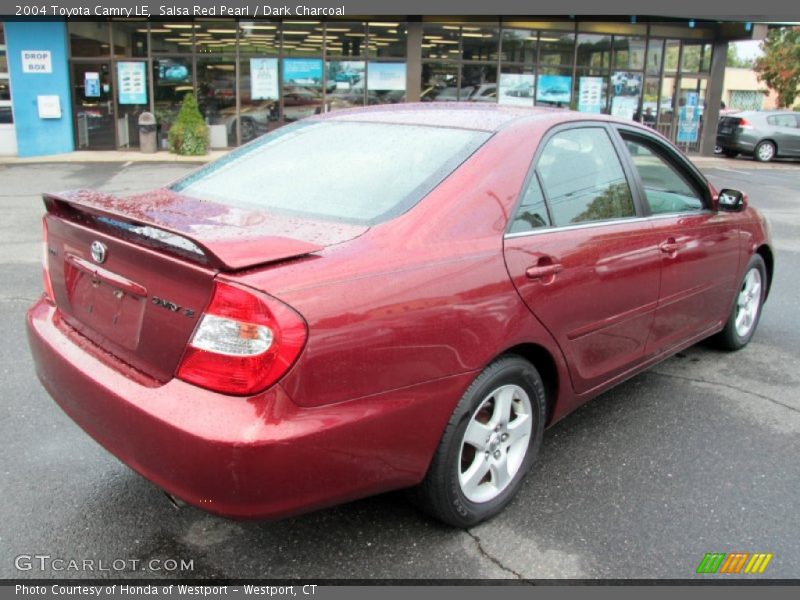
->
[[1, 0, 799, 19]]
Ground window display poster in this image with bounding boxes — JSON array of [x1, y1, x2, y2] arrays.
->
[[367, 62, 406, 91], [536, 74, 571, 105], [330, 61, 366, 90], [498, 73, 534, 106], [610, 71, 642, 97], [84, 72, 100, 98], [577, 77, 604, 113], [117, 62, 147, 105], [283, 58, 323, 86], [677, 105, 700, 143], [611, 96, 638, 120], [251, 58, 279, 100]]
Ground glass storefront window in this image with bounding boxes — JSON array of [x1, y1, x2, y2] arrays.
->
[[239, 56, 280, 143], [367, 62, 406, 104], [613, 36, 645, 70], [0, 22, 10, 124], [645, 39, 663, 76], [196, 21, 238, 55], [498, 67, 535, 106], [197, 55, 237, 146], [282, 21, 322, 57], [656, 76, 677, 137], [701, 43, 712, 72], [539, 31, 575, 66], [111, 21, 147, 57], [461, 63, 497, 102], [501, 29, 536, 64], [150, 23, 193, 54], [69, 21, 111, 57], [461, 25, 499, 61], [664, 40, 680, 72], [575, 69, 608, 113], [153, 56, 193, 146], [368, 22, 408, 59], [421, 62, 459, 101], [536, 67, 572, 107], [576, 34, 611, 68], [327, 60, 366, 111], [422, 24, 460, 60], [642, 77, 660, 126], [681, 44, 702, 73], [326, 22, 366, 58], [238, 21, 278, 56]]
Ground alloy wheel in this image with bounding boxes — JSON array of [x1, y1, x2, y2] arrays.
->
[[458, 384, 533, 503], [735, 268, 762, 338]]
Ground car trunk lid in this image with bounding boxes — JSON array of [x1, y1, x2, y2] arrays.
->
[[43, 189, 366, 382]]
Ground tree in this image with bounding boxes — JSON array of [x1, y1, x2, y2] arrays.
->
[[753, 26, 800, 108], [726, 45, 755, 68]]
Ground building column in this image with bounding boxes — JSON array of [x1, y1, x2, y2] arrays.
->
[[405, 21, 422, 102], [699, 39, 728, 156]]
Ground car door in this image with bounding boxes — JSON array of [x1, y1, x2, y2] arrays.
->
[[766, 113, 800, 156], [615, 127, 741, 355], [503, 124, 662, 395]]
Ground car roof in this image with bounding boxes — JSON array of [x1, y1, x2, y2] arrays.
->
[[316, 102, 577, 132]]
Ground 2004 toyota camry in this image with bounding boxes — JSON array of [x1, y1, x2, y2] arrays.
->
[[27, 104, 773, 527]]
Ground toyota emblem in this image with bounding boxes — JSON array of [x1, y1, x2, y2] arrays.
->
[[90, 241, 107, 264]]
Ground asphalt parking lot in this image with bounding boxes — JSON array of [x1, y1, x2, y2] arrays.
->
[[0, 157, 798, 580]]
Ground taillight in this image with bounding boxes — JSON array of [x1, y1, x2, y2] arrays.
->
[[176, 281, 306, 396], [42, 217, 56, 304], [737, 118, 752, 129]]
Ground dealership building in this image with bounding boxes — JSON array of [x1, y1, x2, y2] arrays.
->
[[0, 17, 765, 157]]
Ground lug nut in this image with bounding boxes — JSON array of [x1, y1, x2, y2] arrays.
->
[[494, 450, 501, 459], [501, 433, 509, 442]]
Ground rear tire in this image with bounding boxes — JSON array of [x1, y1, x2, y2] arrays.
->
[[754, 140, 776, 163], [411, 356, 546, 528], [714, 254, 767, 350]]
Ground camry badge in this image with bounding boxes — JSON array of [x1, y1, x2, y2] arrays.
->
[[90, 241, 108, 264]]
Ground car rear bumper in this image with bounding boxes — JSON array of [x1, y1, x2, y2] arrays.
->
[[27, 298, 466, 519], [716, 131, 757, 153]]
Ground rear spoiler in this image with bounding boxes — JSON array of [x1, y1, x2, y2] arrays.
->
[[43, 190, 324, 272]]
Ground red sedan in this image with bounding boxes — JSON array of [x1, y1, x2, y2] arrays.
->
[[27, 104, 773, 527]]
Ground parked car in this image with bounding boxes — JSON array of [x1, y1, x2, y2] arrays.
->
[[716, 110, 800, 162], [27, 105, 773, 528]]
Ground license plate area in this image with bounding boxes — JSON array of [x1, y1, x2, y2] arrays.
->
[[64, 256, 146, 350]]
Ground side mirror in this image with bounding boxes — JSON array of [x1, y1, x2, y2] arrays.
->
[[717, 188, 748, 212]]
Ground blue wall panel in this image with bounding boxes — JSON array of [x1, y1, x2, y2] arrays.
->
[[4, 21, 74, 157]]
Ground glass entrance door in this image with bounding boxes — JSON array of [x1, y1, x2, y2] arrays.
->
[[72, 62, 115, 150], [114, 60, 149, 148]]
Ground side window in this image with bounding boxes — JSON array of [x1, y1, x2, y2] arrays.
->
[[509, 174, 551, 233], [767, 114, 797, 128], [622, 136, 705, 215], [537, 128, 635, 227]]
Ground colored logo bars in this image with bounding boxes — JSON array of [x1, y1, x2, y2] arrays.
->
[[696, 552, 773, 574]]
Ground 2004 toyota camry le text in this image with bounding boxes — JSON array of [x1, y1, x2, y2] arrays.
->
[[26, 104, 774, 527]]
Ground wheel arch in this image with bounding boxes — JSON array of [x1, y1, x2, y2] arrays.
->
[[756, 244, 774, 300], [498, 343, 560, 425], [755, 138, 778, 156]]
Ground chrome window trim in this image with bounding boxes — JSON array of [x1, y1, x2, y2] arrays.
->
[[504, 209, 712, 239]]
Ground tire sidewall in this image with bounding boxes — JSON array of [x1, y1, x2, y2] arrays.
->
[[440, 358, 546, 527]]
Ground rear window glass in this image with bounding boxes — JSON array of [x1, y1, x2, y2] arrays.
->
[[172, 120, 490, 225]]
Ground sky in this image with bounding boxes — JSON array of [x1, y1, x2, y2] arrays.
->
[[732, 40, 764, 61]]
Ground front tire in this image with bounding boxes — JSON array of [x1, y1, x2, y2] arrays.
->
[[754, 140, 776, 162], [412, 356, 546, 528], [715, 254, 767, 350]]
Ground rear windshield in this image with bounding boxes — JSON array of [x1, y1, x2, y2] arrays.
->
[[172, 120, 490, 225]]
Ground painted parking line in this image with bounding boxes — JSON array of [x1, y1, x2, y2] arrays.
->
[[707, 166, 750, 175]]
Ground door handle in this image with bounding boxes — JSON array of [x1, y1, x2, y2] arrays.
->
[[525, 263, 564, 279], [659, 239, 681, 254]]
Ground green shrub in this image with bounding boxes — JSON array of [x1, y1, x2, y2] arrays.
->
[[168, 94, 209, 156]]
